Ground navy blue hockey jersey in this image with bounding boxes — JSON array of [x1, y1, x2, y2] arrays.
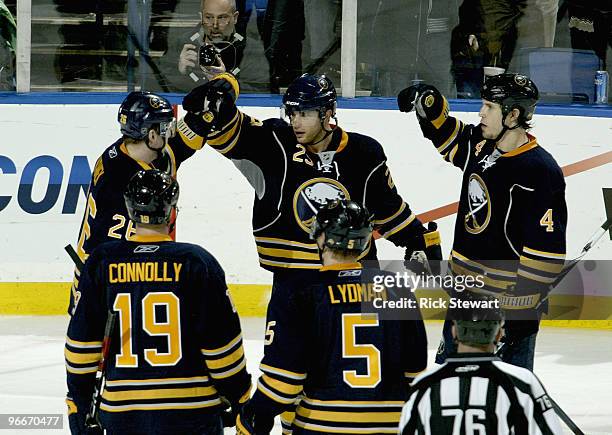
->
[[248, 263, 428, 434], [65, 235, 251, 433], [69, 119, 205, 313], [417, 102, 567, 309], [205, 75, 427, 272]]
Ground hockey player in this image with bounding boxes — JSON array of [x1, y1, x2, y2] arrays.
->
[[181, 73, 442, 289], [398, 294, 563, 434], [65, 169, 251, 435], [69, 91, 209, 314], [397, 73, 567, 370], [235, 200, 428, 434]]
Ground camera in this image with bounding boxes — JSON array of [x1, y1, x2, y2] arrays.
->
[[198, 44, 218, 67]]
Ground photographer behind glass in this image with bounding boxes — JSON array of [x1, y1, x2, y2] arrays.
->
[[158, 0, 245, 92]]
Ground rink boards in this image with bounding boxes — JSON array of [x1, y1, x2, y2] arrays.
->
[[0, 97, 610, 327]]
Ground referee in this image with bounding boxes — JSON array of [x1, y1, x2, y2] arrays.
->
[[399, 295, 562, 434]]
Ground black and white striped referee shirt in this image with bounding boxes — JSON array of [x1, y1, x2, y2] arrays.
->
[[399, 353, 562, 434]]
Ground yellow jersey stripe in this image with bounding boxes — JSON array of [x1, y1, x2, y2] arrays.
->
[[380, 213, 416, 238], [259, 258, 321, 269], [296, 408, 401, 423], [257, 246, 321, 261], [523, 246, 566, 260], [65, 337, 102, 349], [209, 358, 247, 380], [519, 256, 565, 274], [105, 376, 211, 387], [66, 363, 98, 375], [372, 203, 406, 225], [436, 118, 460, 152], [260, 363, 307, 380], [255, 236, 319, 250], [301, 398, 404, 407], [100, 398, 222, 412], [64, 348, 101, 365], [102, 386, 217, 401], [431, 97, 449, 130], [201, 333, 242, 356], [517, 269, 556, 284], [261, 374, 303, 396], [450, 262, 512, 290], [257, 381, 297, 405], [205, 346, 244, 370], [207, 111, 241, 146], [451, 250, 517, 277]]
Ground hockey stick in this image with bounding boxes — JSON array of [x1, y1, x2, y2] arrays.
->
[[549, 397, 585, 435], [85, 310, 118, 429], [64, 244, 83, 273], [536, 217, 612, 309]]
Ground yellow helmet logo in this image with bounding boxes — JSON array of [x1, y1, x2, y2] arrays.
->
[[425, 95, 435, 108], [149, 97, 161, 108], [120, 114, 127, 124]]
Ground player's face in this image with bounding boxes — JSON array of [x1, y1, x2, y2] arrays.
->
[[289, 110, 324, 144], [202, 0, 238, 41], [479, 100, 504, 139]]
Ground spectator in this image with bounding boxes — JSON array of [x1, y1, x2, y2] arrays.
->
[[262, 0, 305, 93], [0, 0, 16, 90], [566, 0, 612, 69], [153, 0, 246, 92], [451, 0, 522, 98]]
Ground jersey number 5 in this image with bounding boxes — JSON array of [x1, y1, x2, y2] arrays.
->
[[113, 292, 182, 367], [341, 313, 381, 388]]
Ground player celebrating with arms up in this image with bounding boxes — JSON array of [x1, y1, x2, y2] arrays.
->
[[398, 73, 567, 370], [181, 73, 442, 289]]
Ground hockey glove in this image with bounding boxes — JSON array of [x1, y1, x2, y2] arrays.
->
[[182, 73, 239, 130], [404, 221, 442, 275], [236, 401, 274, 435], [502, 316, 540, 345], [397, 84, 445, 121]]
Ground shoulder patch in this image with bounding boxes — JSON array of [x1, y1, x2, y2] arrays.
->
[[92, 157, 104, 186]]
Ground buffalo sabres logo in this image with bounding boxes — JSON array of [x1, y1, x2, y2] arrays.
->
[[464, 174, 491, 234], [514, 75, 527, 86], [318, 77, 329, 90], [293, 178, 350, 233], [149, 96, 161, 108]]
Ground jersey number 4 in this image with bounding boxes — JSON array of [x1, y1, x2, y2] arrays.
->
[[341, 313, 381, 388], [113, 292, 182, 367]]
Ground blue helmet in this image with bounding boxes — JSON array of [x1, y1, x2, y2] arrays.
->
[[310, 199, 373, 252], [118, 91, 174, 140], [282, 74, 337, 118], [124, 169, 179, 225], [481, 73, 539, 124]]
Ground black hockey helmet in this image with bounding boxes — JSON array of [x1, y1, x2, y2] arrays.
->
[[310, 199, 373, 253], [481, 73, 539, 126], [451, 293, 504, 345], [118, 91, 175, 140], [124, 169, 179, 225], [282, 74, 337, 119]]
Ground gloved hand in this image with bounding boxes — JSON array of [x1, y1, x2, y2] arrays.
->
[[397, 84, 445, 121], [502, 318, 540, 345], [68, 413, 103, 435], [236, 401, 274, 435], [404, 222, 442, 275], [182, 73, 238, 130]]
